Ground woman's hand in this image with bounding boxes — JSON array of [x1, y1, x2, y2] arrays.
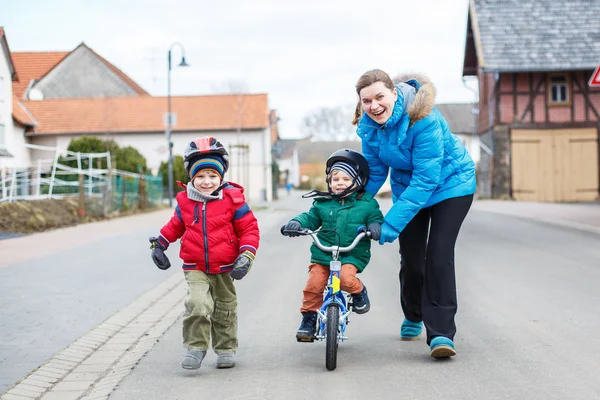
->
[[379, 222, 399, 245]]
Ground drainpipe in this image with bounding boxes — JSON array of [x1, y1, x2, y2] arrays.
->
[[489, 71, 499, 156]]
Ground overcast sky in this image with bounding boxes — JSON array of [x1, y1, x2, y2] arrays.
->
[[1, 0, 477, 139]]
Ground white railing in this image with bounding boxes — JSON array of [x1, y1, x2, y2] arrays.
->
[[0, 144, 146, 203]]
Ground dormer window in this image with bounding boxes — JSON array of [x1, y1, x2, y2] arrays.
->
[[548, 74, 570, 106]]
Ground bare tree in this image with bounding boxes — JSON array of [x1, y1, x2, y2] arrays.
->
[[210, 79, 250, 95], [301, 105, 357, 141]]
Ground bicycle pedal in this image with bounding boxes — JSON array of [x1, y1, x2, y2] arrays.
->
[[296, 336, 315, 343]]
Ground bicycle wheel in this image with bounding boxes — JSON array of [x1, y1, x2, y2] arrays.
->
[[325, 304, 340, 371]]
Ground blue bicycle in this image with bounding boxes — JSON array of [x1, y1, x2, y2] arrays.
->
[[282, 226, 370, 370]]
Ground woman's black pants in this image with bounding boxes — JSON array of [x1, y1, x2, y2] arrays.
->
[[398, 194, 473, 344]]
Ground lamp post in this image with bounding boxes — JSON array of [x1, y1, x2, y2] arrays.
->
[[166, 42, 189, 207]]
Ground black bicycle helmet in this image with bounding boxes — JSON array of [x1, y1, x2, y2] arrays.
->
[[320, 149, 370, 197], [326, 148, 369, 183]]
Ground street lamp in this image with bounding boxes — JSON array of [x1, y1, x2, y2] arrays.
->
[[166, 42, 189, 207]]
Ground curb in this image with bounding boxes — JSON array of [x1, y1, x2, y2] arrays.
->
[[1, 273, 185, 400]]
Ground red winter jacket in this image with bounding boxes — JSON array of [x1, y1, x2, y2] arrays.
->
[[158, 182, 260, 274]]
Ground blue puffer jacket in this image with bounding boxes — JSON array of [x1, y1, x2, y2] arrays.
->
[[357, 77, 476, 234]]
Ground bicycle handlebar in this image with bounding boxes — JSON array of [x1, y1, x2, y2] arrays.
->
[[281, 227, 371, 254]]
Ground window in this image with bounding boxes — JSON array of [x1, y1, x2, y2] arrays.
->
[[0, 124, 5, 148], [0, 76, 4, 102], [548, 74, 570, 105]]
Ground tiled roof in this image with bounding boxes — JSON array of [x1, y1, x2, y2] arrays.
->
[[11, 44, 149, 99], [11, 51, 69, 99], [470, 0, 600, 72], [21, 94, 269, 134], [12, 96, 37, 126], [436, 103, 476, 135]]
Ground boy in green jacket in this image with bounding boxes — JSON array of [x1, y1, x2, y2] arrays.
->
[[282, 149, 384, 341]]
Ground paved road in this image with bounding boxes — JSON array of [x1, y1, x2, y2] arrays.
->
[[110, 196, 600, 400], [2, 193, 599, 399]]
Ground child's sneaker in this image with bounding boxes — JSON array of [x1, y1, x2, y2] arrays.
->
[[181, 349, 206, 369], [216, 353, 236, 368], [352, 285, 370, 314], [400, 318, 423, 340], [296, 311, 317, 342], [430, 336, 456, 358]]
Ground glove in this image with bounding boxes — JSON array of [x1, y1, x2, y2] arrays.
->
[[282, 221, 302, 237], [149, 236, 171, 270], [230, 250, 255, 280], [367, 222, 382, 241], [379, 222, 399, 245]]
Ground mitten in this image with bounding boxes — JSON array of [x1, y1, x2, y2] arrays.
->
[[379, 222, 399, 245], [281, 221, 302, 237], [230, 250, 255, 280], [149, 236, 171, 270], [367, 222, 382, 241]]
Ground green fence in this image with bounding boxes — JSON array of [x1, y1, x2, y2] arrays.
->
[[110, 174, 164, 213]]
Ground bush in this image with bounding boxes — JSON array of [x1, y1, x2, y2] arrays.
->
[[114, 146, 147, 174], [62, 136, 148, 175], [158, 155, 188, 194]]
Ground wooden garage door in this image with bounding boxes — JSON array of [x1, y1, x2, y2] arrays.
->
[[511, 128, 599, 202]]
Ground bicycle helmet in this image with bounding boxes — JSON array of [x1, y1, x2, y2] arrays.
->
[[183, 136, 230, 178], [324, 149, 369, 197]]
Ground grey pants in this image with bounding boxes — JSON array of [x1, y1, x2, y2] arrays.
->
[[182, 270, 238, 353]]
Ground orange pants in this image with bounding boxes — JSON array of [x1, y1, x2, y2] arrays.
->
[[300, 263, 364, 313]]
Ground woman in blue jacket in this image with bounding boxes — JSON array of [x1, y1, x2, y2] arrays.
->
[[352, 69, 476, 358]]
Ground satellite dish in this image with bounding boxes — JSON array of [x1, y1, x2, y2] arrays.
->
[[28, 88, 44, 101]]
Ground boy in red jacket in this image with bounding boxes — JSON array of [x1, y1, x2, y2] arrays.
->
[[149, 137, 260, 370]]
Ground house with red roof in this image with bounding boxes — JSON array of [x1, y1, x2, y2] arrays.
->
[[0, 28, 275, 202]]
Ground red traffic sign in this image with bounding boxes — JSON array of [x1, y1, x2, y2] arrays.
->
[[589, 65, 600, 87]]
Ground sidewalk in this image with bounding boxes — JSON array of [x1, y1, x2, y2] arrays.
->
[[472, 199, 600, 235]]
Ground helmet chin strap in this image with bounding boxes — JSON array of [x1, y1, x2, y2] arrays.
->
[[210, 181, 228, 196], [302, 176, 362, 199]]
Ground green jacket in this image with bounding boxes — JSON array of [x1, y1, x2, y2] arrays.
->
[[292, 192, 384, 272]]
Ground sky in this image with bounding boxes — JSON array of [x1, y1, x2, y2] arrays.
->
[[1, 0, 478, 139]]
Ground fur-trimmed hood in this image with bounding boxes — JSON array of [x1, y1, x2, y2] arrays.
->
[[393, 73, 436, 125]]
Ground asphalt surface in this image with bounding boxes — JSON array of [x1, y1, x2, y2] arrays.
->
[[104, 195, 600, 400]]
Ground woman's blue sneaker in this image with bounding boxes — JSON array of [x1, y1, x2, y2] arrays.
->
[[430, 336, 456, 358], [400, 318, 423, 341]]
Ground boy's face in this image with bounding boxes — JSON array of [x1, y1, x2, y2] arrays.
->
[[329, 170, 354, 195], [193, 169, 221, 194]]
